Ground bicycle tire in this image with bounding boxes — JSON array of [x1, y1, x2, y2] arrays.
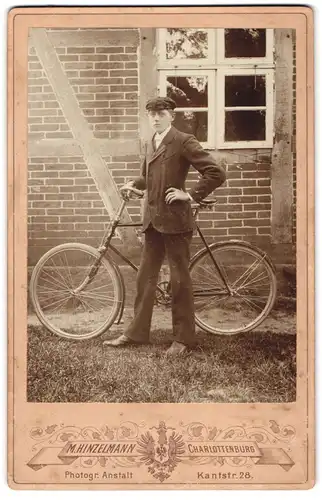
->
[[189, 240, 277, 335], [29, 243, 124, 340]]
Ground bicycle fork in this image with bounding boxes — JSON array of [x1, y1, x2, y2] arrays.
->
[[73, 202, 127, 293], [73, 259, 104, 294]]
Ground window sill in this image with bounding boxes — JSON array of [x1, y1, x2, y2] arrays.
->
[[216, 141, 273, 149]]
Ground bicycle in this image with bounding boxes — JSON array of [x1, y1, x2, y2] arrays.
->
[[29, 186, 277, 340]]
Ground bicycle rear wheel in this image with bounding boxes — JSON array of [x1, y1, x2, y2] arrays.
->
[[189, 241, 277, 335], [29, 243, 123, 340]]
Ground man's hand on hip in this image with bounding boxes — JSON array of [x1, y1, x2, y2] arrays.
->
[[165, 187, 192, 204]]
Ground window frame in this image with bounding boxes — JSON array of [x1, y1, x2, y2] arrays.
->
[[217, 67, 274, 149], [157, 28, 216, 68], [156, 28, 275, 149], [216, 28, 274, 66], [158, 69, 215, 149]]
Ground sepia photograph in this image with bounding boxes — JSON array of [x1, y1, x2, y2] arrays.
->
[[8, 5, 315, 490], [26, 26, 297, 404]]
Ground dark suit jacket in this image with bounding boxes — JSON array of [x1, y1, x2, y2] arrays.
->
[[132, 126, 226, 233]]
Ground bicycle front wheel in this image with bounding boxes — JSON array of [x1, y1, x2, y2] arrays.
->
[[29, 243, 123, 340], [190, 241, 277, 335]]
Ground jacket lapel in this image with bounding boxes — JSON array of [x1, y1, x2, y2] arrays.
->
[[149, 143, 166, 163], [146, 136, 155, 165], [148, 127, 176, 165]]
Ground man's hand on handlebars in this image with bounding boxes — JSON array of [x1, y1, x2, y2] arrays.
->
[[120, 181, 135, 201], [120, 181, 144, 201]]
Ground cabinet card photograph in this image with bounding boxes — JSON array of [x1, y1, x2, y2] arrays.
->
[[7, 5, 314, 490]]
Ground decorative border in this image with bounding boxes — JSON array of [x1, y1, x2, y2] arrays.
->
[[7, 5, 314, 490], [27, 421, 296, 483]]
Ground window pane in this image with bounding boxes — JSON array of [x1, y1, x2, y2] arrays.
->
[[167, 76, 208, 107], [225, 75, 266, 107], [225, 29, 266, 58], [225, 110, 266, 141], [166, 28, 208, 60], [173, 111, 208, 142]]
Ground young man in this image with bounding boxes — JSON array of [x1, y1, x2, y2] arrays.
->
[[104, 96, 226, 355]]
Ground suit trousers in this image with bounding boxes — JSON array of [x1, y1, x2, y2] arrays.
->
[[125, 225, 196, 345]]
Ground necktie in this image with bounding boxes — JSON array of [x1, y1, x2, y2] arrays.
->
[[154, 135, 161, 150]]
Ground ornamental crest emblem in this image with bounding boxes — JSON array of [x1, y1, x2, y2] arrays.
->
[[137, 421, 185, 482]]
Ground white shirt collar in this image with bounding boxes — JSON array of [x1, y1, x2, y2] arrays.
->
[[155, 125, 172, 143]]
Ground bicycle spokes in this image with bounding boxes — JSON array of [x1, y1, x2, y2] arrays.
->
[[190, 244, 276, 334], [34, 247, 120, 337]]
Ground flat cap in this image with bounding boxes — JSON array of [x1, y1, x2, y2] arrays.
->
[[145, 96, 177, 111]]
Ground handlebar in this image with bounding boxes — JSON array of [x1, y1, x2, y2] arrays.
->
[[120, 185, 145, 199], [192, 199, 218, 208]]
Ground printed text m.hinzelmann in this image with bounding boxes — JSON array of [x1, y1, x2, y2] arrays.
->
[[60, 441, 137, 458]]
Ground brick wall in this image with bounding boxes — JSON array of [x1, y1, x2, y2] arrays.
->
[[28, 29, 141, 264], [28, 155, 143, 264], [28, 40, 139, 140], [28, 28, 288, 266], [187, 160, 271, 251], [28, 158, 272, 263]]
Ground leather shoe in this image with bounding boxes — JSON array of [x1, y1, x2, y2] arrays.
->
[[165, 341, 188, 356], [103, 335, 143, 347]]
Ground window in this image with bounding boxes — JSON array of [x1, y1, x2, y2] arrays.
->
[[157, 28, 274, 149], [159, 70, 214, 144]]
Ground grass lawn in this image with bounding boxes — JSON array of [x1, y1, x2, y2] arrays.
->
[[27, 309, 296, 403]]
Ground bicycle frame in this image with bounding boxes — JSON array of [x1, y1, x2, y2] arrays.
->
[[95, 199, 231, 297]]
